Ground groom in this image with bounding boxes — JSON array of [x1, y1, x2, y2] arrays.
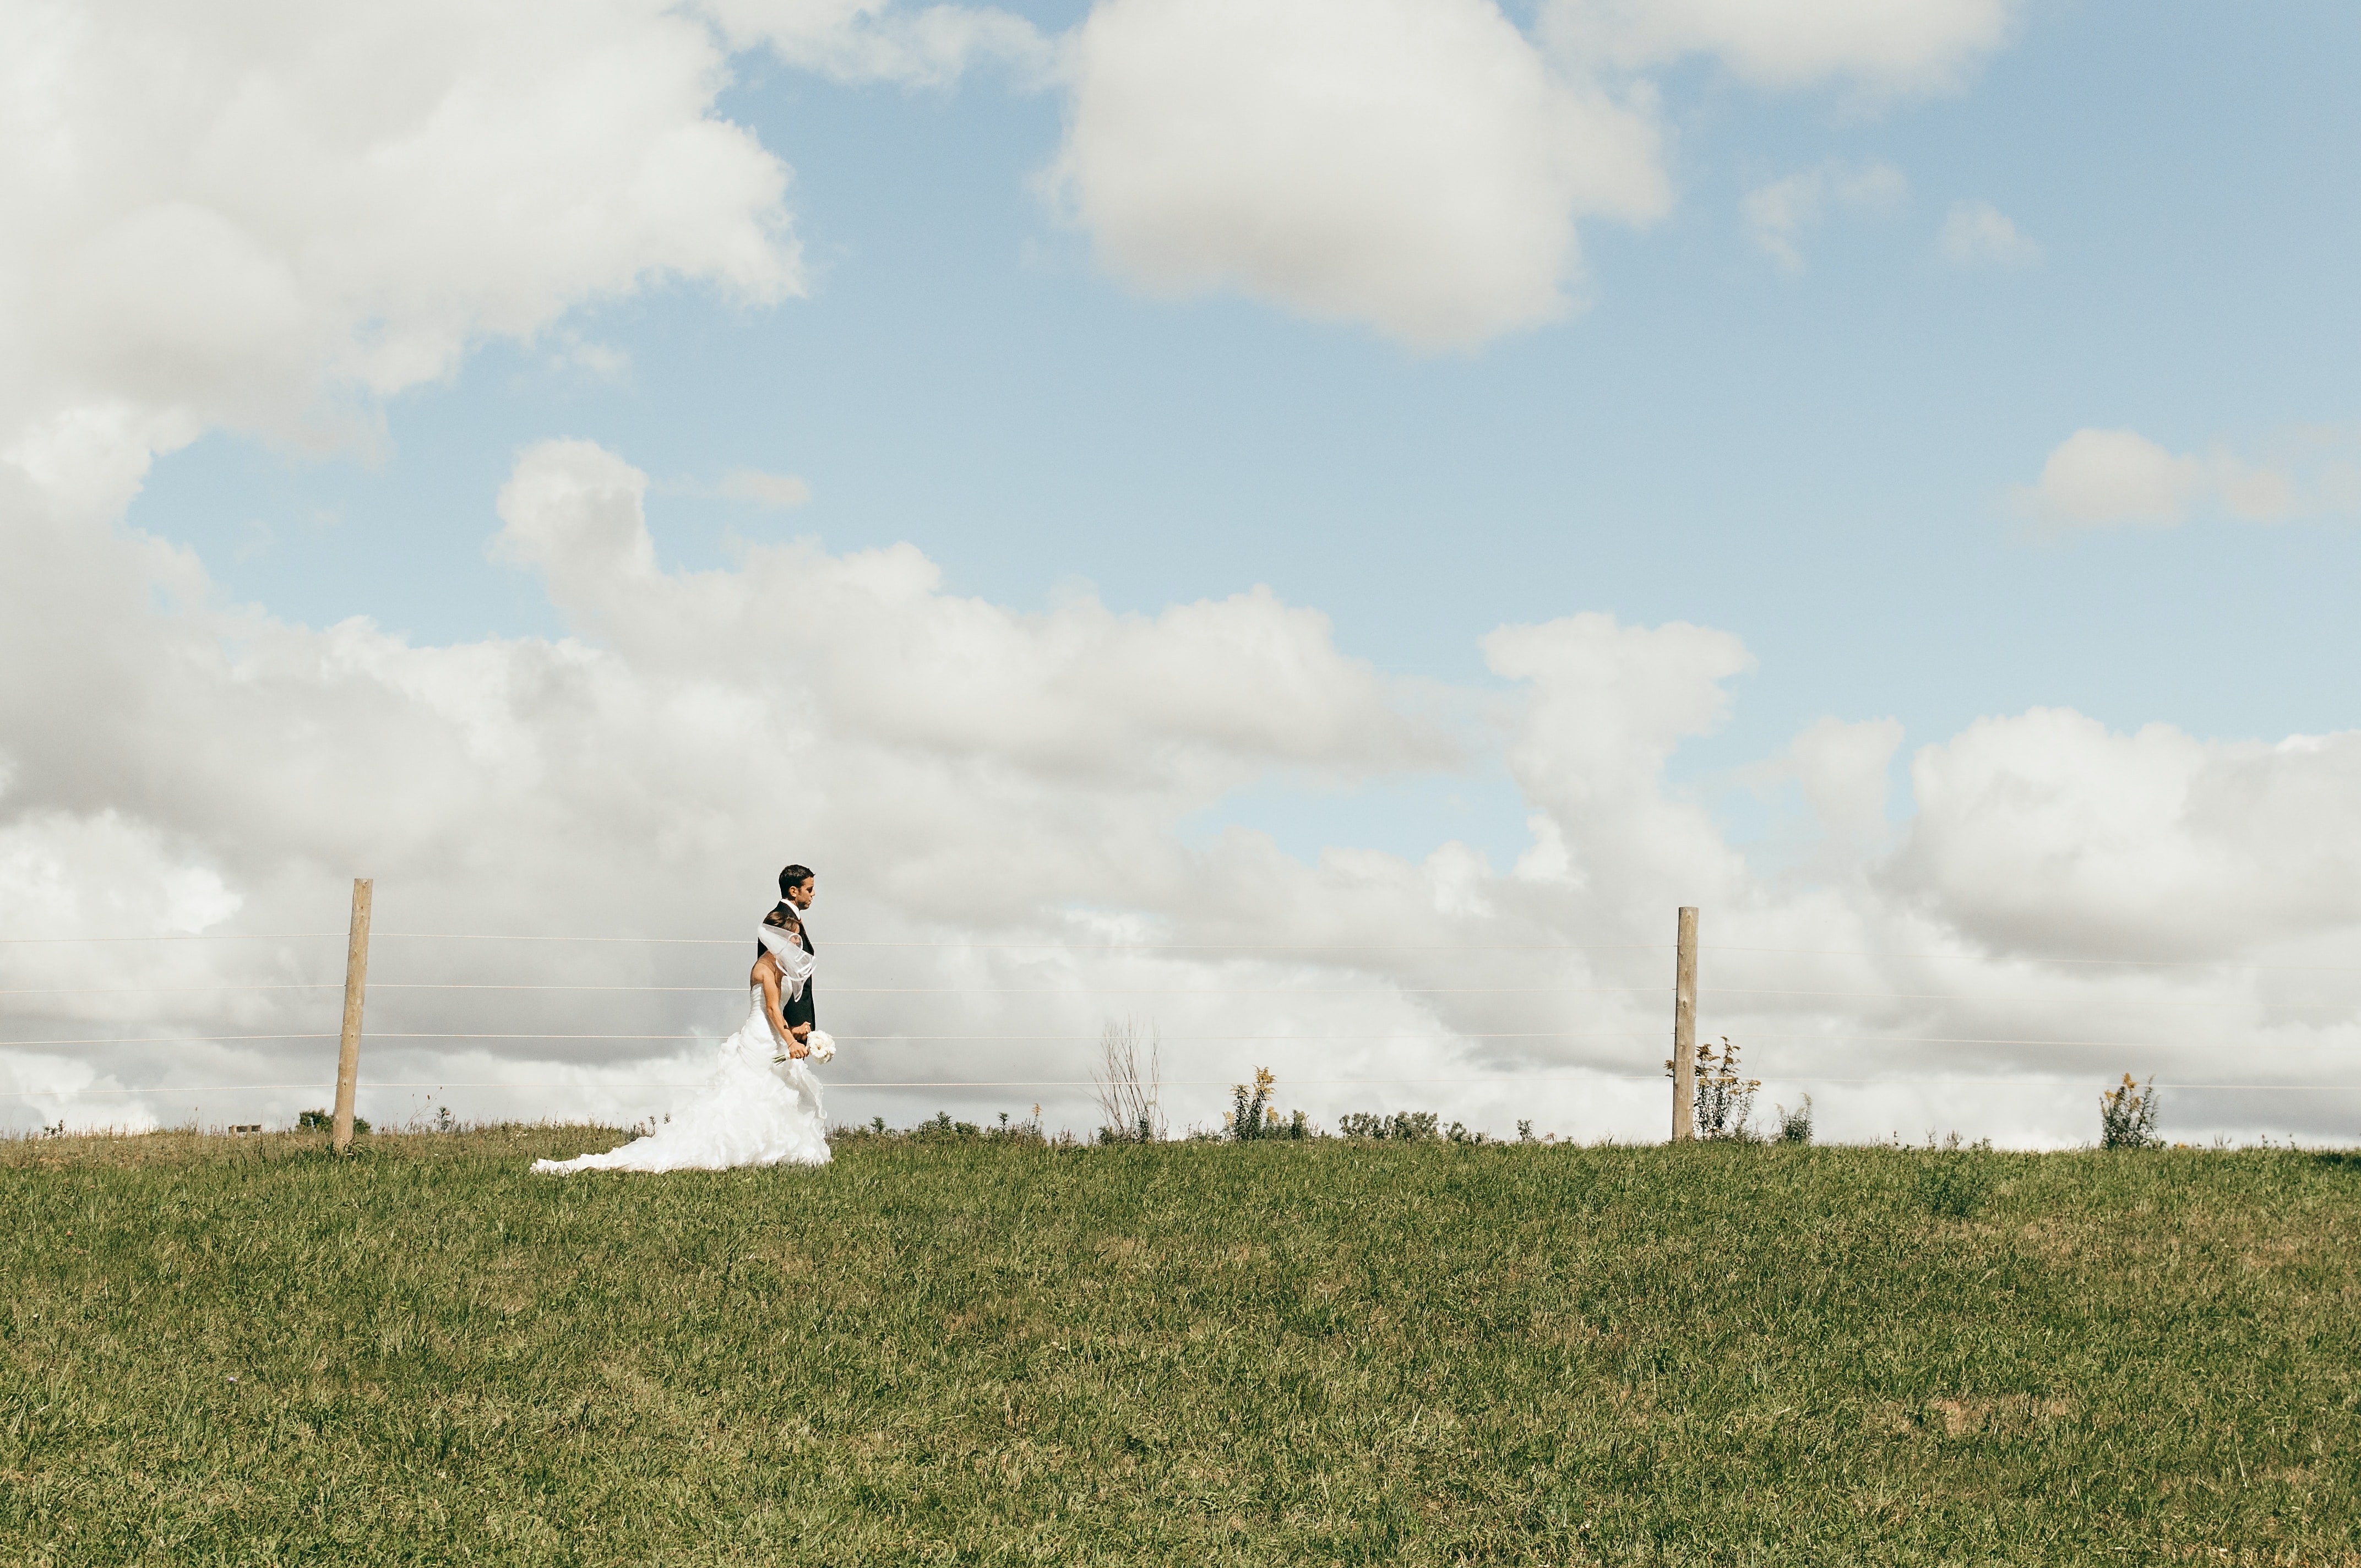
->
[[774, 863, 818, 1043]]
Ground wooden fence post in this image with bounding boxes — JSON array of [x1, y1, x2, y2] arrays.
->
[[1672, 906, 1698, 1143], [333, 879, 373, 1155]]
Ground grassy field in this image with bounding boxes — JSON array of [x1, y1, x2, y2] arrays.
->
[[4, 1127, 2359, 1565]]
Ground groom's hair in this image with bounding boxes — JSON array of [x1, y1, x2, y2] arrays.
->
[[779, 864, 814, 896]]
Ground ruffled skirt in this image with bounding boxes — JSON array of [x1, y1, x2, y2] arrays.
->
[[532, 1000, 830, 1174]]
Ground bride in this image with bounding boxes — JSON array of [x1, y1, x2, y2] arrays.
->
[[533, 901, 832, 1174]]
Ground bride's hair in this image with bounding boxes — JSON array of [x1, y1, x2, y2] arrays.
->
[[756, 901, 801, 963]]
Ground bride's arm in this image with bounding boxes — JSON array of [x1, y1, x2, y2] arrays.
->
[[752, 952, 808, 1058]]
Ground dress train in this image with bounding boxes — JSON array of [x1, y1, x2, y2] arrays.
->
[[532, 988, 831, 1174]]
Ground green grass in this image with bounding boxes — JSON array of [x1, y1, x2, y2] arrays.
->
[[5, 1129, 2360, 1565]]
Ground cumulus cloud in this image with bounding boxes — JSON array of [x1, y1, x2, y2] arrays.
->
[[1042, 0, 2022, 343], [1045, 0, 1669, 350], [15, 456, 2361, 1151], [1742, 161, 1908, 273], [2020, 429, 2204, 526], [10, 453, 2361, 1148], [690, 1, 2028, 349], [714, 468, 815, 508], [1542, 0, 2019, 94], [1888, 711, 2361, 960], [1485, 613, 1755, 905], [493, 441, 1448, 782], [1788, 717, 1903, 848], [699, 0, 1054, 87], [1938, 198, 2041, 268], [2015, 427, 2358, 528], [0, 440, 1473, 1135], [0, 0, 799, 512]]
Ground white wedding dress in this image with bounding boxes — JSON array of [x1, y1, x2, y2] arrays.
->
[[534, 929, 831, 1174]]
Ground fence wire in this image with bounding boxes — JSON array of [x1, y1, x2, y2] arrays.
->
[[4, 920, 2358, 1133]]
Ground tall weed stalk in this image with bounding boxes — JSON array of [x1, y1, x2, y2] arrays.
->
[[2101, 1074, 2161, 1150], [1091, 1019, 1165, 1143]]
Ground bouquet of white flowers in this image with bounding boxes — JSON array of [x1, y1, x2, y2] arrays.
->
[[779, 1028, 834, 1065]]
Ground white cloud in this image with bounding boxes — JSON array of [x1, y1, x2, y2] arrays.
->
[[699, 0, 1055, 88], [0, 0, 800, 511], [1036, 0, 2033, 344], [1045, 0, 1669, 350], [1889, 711, 2361, 959], [10, 458, 2361, 1148], [491, 441, 1445, 781], [1938, 198, 2041, 268], [1542, 0, 2019, 94], [549, 335, 635, 383], [2021, 428, 2202, 526], [2016, 427, 2353, 529], [1742, 161, 1908, 273], [1791, 716, 1906, 850], [1041, 0, 2025, 343], [715, 469, 814, 508]]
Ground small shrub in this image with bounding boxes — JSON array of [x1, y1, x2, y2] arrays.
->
[[987, 1106, 1047, 1146], [1516, 1119, 1535, 1143], [1667, 1037, 1760, 1141], [830, 1118, 888, 1141], [1337, 1110, 1440, 1142], [1097, 1115, 1158, 1146], [1920, 1153, 1995, 1218], [2101, 1075, 2160, 1150], [295, 1109, 368, 1135], [1775, 1095, 1813, 1146], [1225, 1070, 1310, 1141], [1228, 1068, 1275, 1140]]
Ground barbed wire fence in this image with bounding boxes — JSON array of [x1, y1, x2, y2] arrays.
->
[[3, 881, 2357, 1144]]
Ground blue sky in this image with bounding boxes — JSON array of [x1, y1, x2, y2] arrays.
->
[[129, 0, 2360, 865], [11, 0, 2361, 1144]]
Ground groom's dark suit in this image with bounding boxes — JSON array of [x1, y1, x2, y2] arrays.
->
[[779, 908, 817, 1034]]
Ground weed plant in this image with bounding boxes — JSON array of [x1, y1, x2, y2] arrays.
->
[[1091, 1020, 1165, 1145], [1775, 1095, 1813, 1146], [1694, 1038, 1760, 1141], [2102, 1074, 2162, 1149], [1918, 1149, 1997, 1218], [1667, 1037, 1761, 1141], [6, 1129, 2361, 1564], [1227, 1068, 1310, 1141], [1335, 1110, 1441, 1141]]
